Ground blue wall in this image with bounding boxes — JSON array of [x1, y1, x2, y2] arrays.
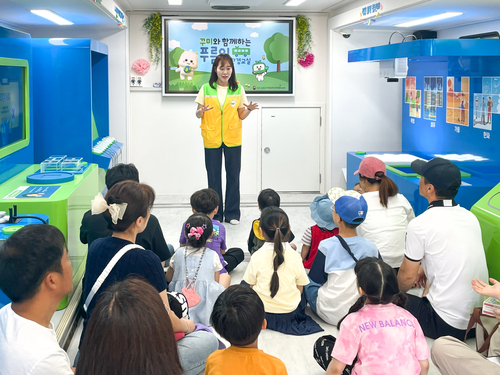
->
[[32, 39, 109, 164], [0, 26, 34, 184], [402, 55, 500, 181]]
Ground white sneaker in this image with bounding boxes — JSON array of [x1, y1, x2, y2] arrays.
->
[[229, 219, 240, 225]]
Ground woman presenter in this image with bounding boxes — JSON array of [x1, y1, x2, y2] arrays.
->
[[195, 54, 258, 225]]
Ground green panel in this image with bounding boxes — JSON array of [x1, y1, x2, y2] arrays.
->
[[386, 164, 472, 178], [471, 183, 500, 282], [0, 164, 100, 309], [91, 111, 99, 141], [386, 165, 419, 177], [0, 57, 30, 159]]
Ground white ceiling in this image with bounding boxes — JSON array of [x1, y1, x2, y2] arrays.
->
[[0, 0, 120, 32], [0, 0, 499, 34], [114, 0, 348, 12], [0, 0, 348, 33]]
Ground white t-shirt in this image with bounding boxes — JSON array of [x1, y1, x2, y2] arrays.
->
[[195, 85, 248, 108], [405, 203, 488, 330], [357, 192, 415, 268], [0, 304, 73, 375]]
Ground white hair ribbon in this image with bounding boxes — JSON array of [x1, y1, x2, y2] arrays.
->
[[91, 192, 128, 224]]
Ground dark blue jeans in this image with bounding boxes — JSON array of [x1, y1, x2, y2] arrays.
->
[[204, 144, 241, 222]]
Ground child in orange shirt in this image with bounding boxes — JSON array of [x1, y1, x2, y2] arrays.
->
[[205, 285, 288, 375]]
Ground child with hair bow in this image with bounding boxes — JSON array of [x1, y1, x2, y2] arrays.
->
[[167, 213, 225, 326]]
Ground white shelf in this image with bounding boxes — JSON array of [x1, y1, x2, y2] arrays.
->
[[130, 87, 162, 92]]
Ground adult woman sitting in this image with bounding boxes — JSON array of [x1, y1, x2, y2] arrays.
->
[[77, 277, 183, 375], [354, 156, 415, 271], [80, 180, 218, 374]]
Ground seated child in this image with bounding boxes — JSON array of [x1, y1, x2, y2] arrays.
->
[[301, 194, 339, 269], [206, 285, 288, 375], [179, 189, 244, 289], [313, 257, 429, 375], [168, 213, 225, 326], [248, 188, 296, 255], [243, 207, 322, 335], [304, 195, 379, 326]]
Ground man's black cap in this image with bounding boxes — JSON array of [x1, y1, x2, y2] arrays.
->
[[411, 158, 461, 191]]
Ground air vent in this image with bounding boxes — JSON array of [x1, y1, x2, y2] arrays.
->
[[207, 0, 262, 10], [211, 5, 250, 9]]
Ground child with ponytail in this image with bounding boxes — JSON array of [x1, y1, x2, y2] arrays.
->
[[314, 257, 429, 375], [167, 213, 225, 326], [243, 207, 322, 335]]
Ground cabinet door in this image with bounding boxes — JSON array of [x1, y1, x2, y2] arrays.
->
[[262, 107, 321, 192]]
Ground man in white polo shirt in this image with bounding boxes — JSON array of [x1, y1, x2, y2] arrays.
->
[[0, 225, 74, 375], [398, 157, 488, 340]]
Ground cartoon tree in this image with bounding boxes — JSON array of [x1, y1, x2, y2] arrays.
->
[[169, 47, 184, 69], [263, 33, 289, 73]]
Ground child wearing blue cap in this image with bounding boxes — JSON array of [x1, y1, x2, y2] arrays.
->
[[304, 195, 379, 326], [301, 195, 339, 269]]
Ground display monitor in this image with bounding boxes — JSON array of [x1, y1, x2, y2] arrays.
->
[[0, 58, 29, 159], [162, 17, 294, 96]]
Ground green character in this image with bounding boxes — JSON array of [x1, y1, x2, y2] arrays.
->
[[252, 60, 269, 82]]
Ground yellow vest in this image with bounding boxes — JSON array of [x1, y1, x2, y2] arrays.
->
[[200, 83, 242, 148]]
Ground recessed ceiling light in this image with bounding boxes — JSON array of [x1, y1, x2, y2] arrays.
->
[[395, 12, 463, 28], [168, 0, 183, 4], [30, 9, 73, 25], [284, 0, 306, 6]]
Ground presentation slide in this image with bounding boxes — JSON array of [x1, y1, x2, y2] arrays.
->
[[163, 18, 294, 95]]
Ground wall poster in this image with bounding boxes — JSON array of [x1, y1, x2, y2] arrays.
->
[[446, 76, 469, 126], [423, 76, 443, 121], [473, 77, 500, 131]]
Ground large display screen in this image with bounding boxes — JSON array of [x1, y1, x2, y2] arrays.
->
[[0, 58, 29, 158], [162, 18, 294, 96]]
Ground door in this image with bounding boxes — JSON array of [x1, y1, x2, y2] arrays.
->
[[261, 107, 321, 192]]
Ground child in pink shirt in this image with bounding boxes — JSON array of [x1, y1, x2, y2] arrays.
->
[[316, 257, 429, 375]]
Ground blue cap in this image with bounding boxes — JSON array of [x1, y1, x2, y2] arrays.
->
[[310, 195, 336, 231], [334, 195, 368, 224]]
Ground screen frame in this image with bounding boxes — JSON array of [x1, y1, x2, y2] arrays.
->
[[161, 16, 296, 97], [0, 57, 30, 159]]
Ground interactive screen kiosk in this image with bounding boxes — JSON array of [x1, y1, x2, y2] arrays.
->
[[0, 30, 116, 345], [346, 39, 500, 216]]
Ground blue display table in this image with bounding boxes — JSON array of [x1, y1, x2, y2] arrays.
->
[[347, 152, 496, 216]]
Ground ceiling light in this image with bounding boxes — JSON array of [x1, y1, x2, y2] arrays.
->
[[395, 12, 463, 28], [168, 0, 183, 4], [30, 9, 73, 25], [284, 0, 306, 6]]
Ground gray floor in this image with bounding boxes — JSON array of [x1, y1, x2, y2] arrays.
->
[[66, 193, 472, 374]]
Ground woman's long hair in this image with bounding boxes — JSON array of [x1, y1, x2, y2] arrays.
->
[[77, 277, 183, 375], [337, 257, 407, 329], [260, 207, 290, 298], [209, 54, 238, 91]]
